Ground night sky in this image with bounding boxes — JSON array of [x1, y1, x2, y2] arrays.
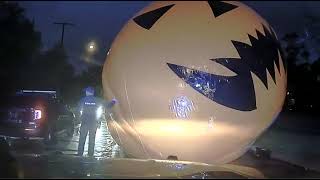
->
[[18, 1, 320, 73]]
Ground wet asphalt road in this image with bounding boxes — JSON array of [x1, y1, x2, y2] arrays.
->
[[2, 111, 320, 178], [254, 111, 320, 172], [6, 120, 122, 159]]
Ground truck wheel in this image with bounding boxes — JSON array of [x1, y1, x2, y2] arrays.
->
[[44, 129, 57, 145]]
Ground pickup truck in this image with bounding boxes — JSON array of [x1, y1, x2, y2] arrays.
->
[[0, 90, 76, 143]]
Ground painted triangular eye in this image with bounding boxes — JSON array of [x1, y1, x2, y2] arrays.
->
[[133, 4, 175, 30], [207, 1, 238, 18]]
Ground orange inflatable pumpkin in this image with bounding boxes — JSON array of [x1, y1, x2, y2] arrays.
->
[[102, 1, 287, 164]]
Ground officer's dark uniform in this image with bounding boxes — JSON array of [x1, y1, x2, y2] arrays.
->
[[77, 94, 104, 156], [77, 88, 116, 157]]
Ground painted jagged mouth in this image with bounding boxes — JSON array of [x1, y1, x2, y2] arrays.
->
[[167, 25, 285, 111], [167, 63, 256, 111]]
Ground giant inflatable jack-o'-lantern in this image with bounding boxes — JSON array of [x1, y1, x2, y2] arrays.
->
[[102, 1, 287, 164]]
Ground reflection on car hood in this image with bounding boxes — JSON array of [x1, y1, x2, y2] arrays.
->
[[95, 158, 265, 178], [40, 155, 264, 178]]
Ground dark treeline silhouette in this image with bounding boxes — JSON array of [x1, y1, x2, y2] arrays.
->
[[0, 1, 41, 95], [0, 2, 103, 106], [282, 32, 320, 114]]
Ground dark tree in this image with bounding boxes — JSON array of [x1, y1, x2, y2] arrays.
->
[[0, 1, 41, 95], [66, 65, 103, 105], [282, 30, 320, 113], [25, 44, 76, 104]]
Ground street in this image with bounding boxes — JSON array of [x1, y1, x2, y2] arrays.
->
[[254, 111, 320, 172], [2, 111, 320, 178], [6, 120, 121, 159]]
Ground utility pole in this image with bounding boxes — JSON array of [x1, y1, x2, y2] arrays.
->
[[53, 22, 75, 47]]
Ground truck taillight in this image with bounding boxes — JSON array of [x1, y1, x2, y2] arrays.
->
[[34, 109, 42, 120]]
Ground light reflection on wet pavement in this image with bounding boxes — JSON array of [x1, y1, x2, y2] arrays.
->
[[4, 111, 320, 178], [6, 112, 320, 171], [8, 120, 121, 159]]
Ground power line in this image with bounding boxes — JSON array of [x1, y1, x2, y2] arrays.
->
[[53, 22, 75, 47]]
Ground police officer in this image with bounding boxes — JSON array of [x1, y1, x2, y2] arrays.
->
[[77, 86, 117, 157]]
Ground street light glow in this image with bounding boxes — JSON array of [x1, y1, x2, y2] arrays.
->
[[86, 41, 97, 54]]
